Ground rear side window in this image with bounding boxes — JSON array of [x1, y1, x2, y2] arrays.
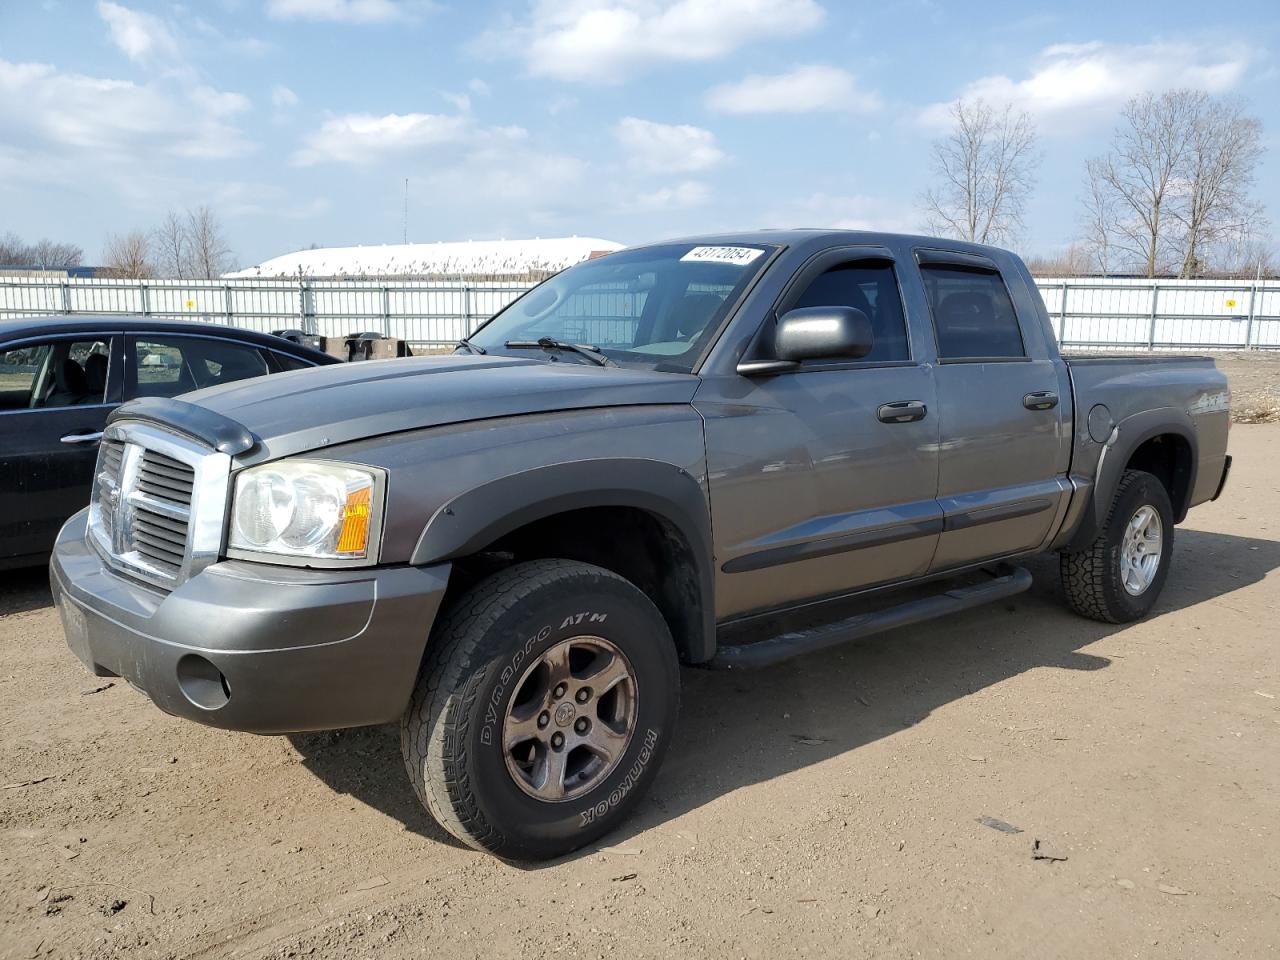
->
[[132, 336, 269, 399], [790, 260, 910, 363], [921, 265, 1025, 359]]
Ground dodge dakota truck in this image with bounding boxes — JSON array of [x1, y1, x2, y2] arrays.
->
[[51, 230, 1232, 860]]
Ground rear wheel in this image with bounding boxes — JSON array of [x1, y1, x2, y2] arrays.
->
[[401, 559, 679, 860], [1060, 469, 1174, 623]]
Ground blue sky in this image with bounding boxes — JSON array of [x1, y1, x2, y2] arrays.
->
[[1, 0, 1277, 269]]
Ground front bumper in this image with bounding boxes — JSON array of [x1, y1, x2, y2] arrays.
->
[[51, 509, 450, 734]]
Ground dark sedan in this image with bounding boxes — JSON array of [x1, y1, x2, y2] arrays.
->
[[0, 316, 337, 569]]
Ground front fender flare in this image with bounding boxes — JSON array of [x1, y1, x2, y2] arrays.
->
[[410, 458, 716, 662]]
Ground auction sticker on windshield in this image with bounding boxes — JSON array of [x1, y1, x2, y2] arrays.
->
[[680, 246, 765, 265]]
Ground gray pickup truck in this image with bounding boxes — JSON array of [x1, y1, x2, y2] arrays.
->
[[51, 231, 1231, 860]]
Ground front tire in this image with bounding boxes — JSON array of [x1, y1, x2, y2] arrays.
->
[[401, 559, 679, 860], [1060, 469, 1175, 623]]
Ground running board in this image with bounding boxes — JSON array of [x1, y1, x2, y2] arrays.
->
[[708, 565, 1033, 670]]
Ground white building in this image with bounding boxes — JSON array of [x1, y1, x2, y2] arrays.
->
[[225, 236, 624, 279]]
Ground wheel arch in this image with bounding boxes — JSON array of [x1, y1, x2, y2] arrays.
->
[[411, 459, 716, 663], [1065, 407, 1198, 551]]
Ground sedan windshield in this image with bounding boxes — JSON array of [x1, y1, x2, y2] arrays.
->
[[467, 242, 776, 372]]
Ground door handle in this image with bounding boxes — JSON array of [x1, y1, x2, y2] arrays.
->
[[877, 400, 927, 424], [1023, 391, 1059, 411], [60, 431, 104, 445]]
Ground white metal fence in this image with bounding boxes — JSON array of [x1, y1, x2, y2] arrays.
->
[[1, 274, 1278, 352]]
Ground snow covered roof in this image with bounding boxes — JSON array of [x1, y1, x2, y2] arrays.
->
[[224, 236, 624, 279]]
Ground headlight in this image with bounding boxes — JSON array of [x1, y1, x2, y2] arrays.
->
[[227, 461, 384, 564]]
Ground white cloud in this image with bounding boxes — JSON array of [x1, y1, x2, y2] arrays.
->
[[291, 112, 528, 166], [706, 64, 881, 114], [265, 0, 421, 23], [0, 57, 253, 161], [97, 1, 179, 63], [468, 77, 491, 96], [920, 41, 1250, 129], [614, 117, 724, 174], [625, 180, 711, 211], [483, 0, 824, 83], [767, 192, 919, 234], [271, 84, 299, 108], [443, 91, 471, 111]]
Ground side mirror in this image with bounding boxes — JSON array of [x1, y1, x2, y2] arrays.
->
[[774, 306, 874, 363]]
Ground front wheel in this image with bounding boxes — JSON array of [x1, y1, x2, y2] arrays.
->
[[1060, 469, 1175, 623], [401, 559, 680, 860]]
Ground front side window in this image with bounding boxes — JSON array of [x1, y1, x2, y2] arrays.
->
[[790, 260, 910, 363], [0, 338, 111, 410], [132, 336, 269, 399], [468, 243, 776, 372], [921, 265, 1025, 359]]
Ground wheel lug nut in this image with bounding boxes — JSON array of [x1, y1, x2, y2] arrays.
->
[[551, 732, 564, 749], [537, 712, 549, 728], [575, 688, 590, 703], [574, 717, 589, 734], [553, 683, 567, 700]]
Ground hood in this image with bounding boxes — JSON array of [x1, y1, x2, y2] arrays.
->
[[178, 354, 700, 463]]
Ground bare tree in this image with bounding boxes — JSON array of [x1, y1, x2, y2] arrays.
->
[[102, 231, 155, 278], [184, 206, 234, 279], [153, 211, 190, 279], [1079, 167, 1121, 274], [151, 207, 234, 279], [1025, 244, 1092, 277], [0, 232, 29, 265], [1171, 98, 1265, 277], [0, 232, 83, 270], [923, 99, 1040, 245], [27, 238, 84, 270], [1085, 91, 1203, 277]]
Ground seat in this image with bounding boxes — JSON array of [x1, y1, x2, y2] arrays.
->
[[44, 358, 90, 408], [79, 353, 108, 403]]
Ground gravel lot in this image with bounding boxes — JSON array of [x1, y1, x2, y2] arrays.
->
[[2, 425, 1278, 960]]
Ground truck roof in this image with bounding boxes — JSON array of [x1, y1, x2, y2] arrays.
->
[[636, 229, 1015, 259]]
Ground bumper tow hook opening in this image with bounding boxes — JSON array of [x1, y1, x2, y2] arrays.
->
[[176, 654, 231, 711]]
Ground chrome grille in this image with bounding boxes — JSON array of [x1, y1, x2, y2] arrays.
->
[[87, 422, 231, 591]]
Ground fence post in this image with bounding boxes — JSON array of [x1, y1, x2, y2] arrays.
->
[[139, 281, 151, 317], [1147, 284, 1159, 351], [224, 283, 234, 327], [463, 283, 473, 337], [1244, 282, 1258, 350], [1058, 281, 1068, 343], [381, 286, 391, 337], [60, 280, 71, 315], [299, 278, 316, 335]]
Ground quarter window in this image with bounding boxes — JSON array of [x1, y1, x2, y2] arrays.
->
[[790, 260, 910, 363], [921, 265, 1025, 359]]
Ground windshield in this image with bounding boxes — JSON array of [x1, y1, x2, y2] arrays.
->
[[467, 242, 776, 372]]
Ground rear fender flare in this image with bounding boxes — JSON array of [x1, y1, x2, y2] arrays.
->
[[1066, 407, 1198, 551]]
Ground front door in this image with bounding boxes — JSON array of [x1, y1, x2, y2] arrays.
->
[[0, 334, 120, 564], [696, 253, 941, 621]]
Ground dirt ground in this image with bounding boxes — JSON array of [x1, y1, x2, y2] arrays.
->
[[1, 427, 1278, 960]]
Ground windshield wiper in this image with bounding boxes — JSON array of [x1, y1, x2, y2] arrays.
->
[[504, 336, 615, 367], [457, 338, 486, 355]]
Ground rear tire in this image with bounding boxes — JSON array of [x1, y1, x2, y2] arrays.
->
[[401, 559, 679, 860], [1060, 469, 1174, 623]]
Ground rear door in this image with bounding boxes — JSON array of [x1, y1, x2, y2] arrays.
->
[[126, 333, 272, 400], [918, 250, 1071, 571], [697, 247, 942, 620], [0, 333, 121, 564]]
